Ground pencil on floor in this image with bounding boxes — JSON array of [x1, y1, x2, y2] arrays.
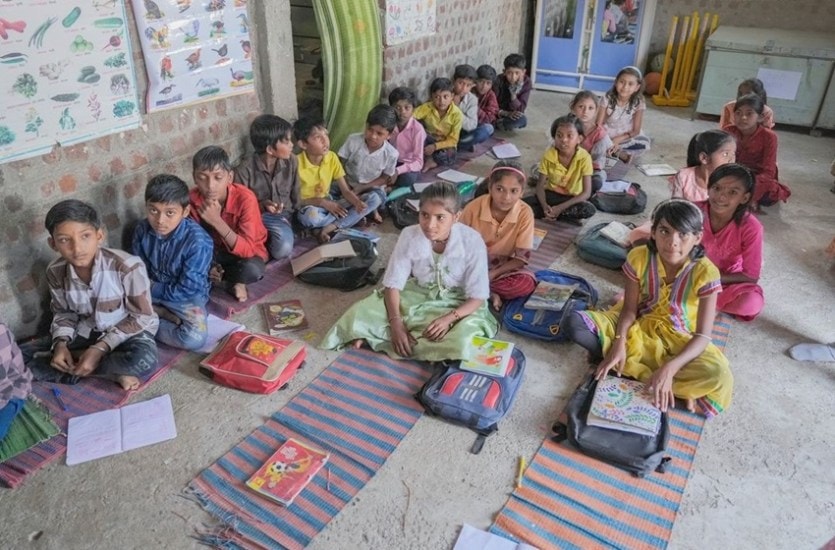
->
[[516, 456, 526, 488]]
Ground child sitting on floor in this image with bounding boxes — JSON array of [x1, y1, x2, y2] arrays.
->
[[460, 160, 536, 310], [570, 90, 612, 192], [564, 199, 733, 418], [338, 104, 399, 213], [474, 64, 499, 128], [453, 64, 494, 151], [0, 322, 32, 441], [719, 77, 775, 130], [21, 200, 159, 390], [697, 163, 764, 321], [234, 114, 300, 261], [320, 182, 498, 361], [388, 86, 426, 189], [294, 117, 381, 241], [414, 77, 464, 172], [523, 114, 596, 223], [189, 146, 268, 303], [597, 65, 650, 163], [133, 174, 214, 351], [724, 93, 791, 209], [494, 53, 532, 131]]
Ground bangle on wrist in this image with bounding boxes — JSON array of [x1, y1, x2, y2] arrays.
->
[[91, 343, 108, 353], [223, 228, 233, 240], [388, 315, 402, 323], [613, 334, 625, 340], [450, 310, 461, 321]]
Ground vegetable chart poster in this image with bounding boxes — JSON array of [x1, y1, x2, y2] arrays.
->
[[0, 0, 141, 164], [130, 0, 254, 113]]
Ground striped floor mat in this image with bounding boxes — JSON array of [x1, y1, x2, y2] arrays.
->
[[489, 315, 732, 549], [529, 219, 583, 271], [185, 348, 431, 550], [0, 344, 183, 488]]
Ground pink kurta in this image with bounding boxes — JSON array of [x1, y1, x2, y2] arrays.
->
[[668, 166, 708, 202], [725, 125, 791, 204]]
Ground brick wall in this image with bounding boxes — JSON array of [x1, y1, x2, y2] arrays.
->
[[382, 0, 530, 100], [0, 6, 267, 338]]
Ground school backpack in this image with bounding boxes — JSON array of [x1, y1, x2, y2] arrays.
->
[[416, 347, 526, 454], [297, 236, 382, 291], [590, 182, 647, 214], [386, 191, 421, 229], [575, 222, 629, 270], [502, 269, 598, 341], [199, 331, 307, 394], [551, 376, 671, 477]]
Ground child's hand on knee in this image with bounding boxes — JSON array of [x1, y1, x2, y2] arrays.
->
[[74, 346, 105, 377], [51, 343, 76, 373], [648, 365, 676, 412]]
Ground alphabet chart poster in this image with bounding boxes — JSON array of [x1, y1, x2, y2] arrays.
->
[[385, 0, 436, 46]]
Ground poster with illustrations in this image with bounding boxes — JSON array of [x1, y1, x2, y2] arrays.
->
[[131, 0, 253, 113], [384, 0, 436, 46], [0, 0, 141, 164]]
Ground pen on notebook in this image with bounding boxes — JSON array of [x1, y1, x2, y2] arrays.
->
[[516, 455, 526, 488], [52, 388, 68, 411]]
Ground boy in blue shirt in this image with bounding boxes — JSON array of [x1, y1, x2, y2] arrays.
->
[[133, 174, 214, 351]]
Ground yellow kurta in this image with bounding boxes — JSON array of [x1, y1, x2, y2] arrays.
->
[[580, 246, 733, 417]]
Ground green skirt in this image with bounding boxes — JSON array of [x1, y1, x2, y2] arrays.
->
[[320, 280, 498, 362]]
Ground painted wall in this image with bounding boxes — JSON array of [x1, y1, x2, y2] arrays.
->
[[381, 0, 530, 99], [648, 1, 835, 59], [0, 3, 297, 338]]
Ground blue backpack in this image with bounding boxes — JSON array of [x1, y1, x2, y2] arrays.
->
[[502, 270, 598, 341], [575, 222, 629, 270], [416, 347, 526, 453]]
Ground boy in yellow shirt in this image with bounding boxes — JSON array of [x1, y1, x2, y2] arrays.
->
[[414, 77, 463, 172]]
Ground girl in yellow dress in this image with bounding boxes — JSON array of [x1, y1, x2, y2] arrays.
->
[[564, 199, 733, 418]]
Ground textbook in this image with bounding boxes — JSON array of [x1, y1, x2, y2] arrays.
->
[[491, 142, 521, 159], [438, 168, 478, 184], [587, 376, 661, 436], [523, 280, 579, 311], [460, 335, 515, 377], [637, 163, 677, 177], [406, 198, 420, 211], [261, 300, 308, 335], [598, 221, 632, 248], [330, 227, 381, 244], [532, 227, 547, 250], [66, 395, 177, 465], [290, 239, 356, 276], [246, 438, 330, 506]]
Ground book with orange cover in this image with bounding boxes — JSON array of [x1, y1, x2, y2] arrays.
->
[[246, 438, 329, 506]]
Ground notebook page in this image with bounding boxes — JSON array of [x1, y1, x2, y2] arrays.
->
[[120, 394, 177, 452], [66, 408, 123, 465]]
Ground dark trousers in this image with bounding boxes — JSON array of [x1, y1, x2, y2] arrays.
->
[[216, 249, 266, 284]]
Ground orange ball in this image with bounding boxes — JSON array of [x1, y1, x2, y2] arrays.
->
[[644, 72, 661, 95]]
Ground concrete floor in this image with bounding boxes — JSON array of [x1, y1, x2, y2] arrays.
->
[[1, 90, 833, 550]]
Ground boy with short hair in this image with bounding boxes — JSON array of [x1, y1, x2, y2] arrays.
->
[[453, 64, 494, 151], [189, 145, 268, 303], [294, 117, 381, 242], [494, 53, 532, 131], [414, 77, 463, 172], [475, 64, 500, 127], [132, 174, 214, 351], [21, 200, 159, 391], [338, 104, 399, 213], [234, 114, 300, 260], [388, 86, 426, 189]]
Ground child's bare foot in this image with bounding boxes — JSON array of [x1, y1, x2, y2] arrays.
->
[[490, 292, 503, 311], [370, 210, 383, 224], [231, 283, 248, 302], [117, 375, 141, 391], [617, 151, 632, 163], [685, 398, 696, 413], [422, 159, 437, 173], [315, 224, 337, 243], [350, 339, 366, 349]]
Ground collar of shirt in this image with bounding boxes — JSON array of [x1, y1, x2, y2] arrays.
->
[[477, 195, 521, 225]]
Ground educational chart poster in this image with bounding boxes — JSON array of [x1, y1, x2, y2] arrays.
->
[[384, 0, 436, 46], [131, 0, 254, 113], [0, 0, 141, 164]]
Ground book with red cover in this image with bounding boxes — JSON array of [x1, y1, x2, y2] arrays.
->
[[246, 438, 329, 505]]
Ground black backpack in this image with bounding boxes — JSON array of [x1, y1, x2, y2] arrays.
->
[[387, 192, 420, 229], [297, 237, 381, 291], [590, 182, 647, 214], [552, 376, 671, 477]]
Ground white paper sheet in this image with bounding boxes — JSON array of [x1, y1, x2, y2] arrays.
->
[[66, 395, 177, 466], [412, 181, 434, 193], [492, 142, 522, 159], [599, 179, 633, 193], [197, 314, 245, 354], [756, 68, 802, 101], [437, 169, 478, 183], [453, 524, 538, 550]]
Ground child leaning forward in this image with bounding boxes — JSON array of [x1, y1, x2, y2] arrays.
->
[[320, 182, 498, 361]]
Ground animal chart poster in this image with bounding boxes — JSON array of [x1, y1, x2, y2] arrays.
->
[[131, 0, 254, 113], [0, 0, 141, 164], [384, 0, 436, 46]]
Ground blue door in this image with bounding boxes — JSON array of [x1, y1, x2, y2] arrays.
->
[[532, 0, 586, 90], [585, 0, 644, 92]]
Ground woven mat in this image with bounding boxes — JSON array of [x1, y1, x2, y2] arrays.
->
[[185, 348, 432, 550], [208, 238, 317, 318], [528, 219, 583, 271], [489, 315, 732, 549], [0, 398, 60, 463], [0, 344, 183, 488]]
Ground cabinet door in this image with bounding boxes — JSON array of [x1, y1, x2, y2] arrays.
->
[[814, 69, 835, 130], [584, 0, 645, 92], [532, 0, 587, 90]]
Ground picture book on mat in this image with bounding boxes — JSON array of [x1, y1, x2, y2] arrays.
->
[[532, 227, 547, 250], [261, 300, 308, 335], [460, 335, 515, 377], [523, 281, 579, 311], [246, 438, 330, 506], [587, 376, 661, 436]]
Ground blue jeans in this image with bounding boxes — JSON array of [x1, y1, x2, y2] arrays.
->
[[458, 123, 494, 150], [22, 331, 159, 385], [393, 171, 419, 189], [296, 189, 385, 230], [155, 299, 208, 351], [262, 211, 295, 260], [496, 114, 527, 130]]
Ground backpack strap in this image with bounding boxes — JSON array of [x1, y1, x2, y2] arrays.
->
[[471, 433, 487, 454], [550, 421, 568, 443], [655, 456, 672, 473]]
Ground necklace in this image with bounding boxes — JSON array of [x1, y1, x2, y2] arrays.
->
[[432, 238, 449, 245]]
